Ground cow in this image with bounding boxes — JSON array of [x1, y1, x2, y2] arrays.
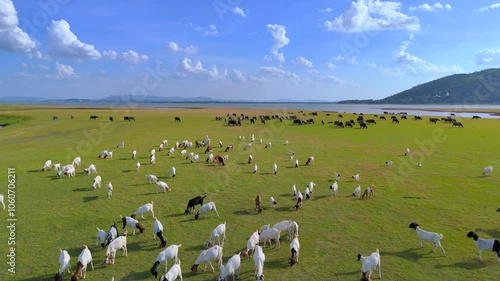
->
[[429, 117, 439, 123], [53, 115, 58, 120], [293, 119, 302, 125], [338, 114, 343, 118], [452, 122, 464, 128], [366, 119, 376, 124], [360, 122, 368, 129], [334, 121, 344, 128], [109, 117, 114, 122], [175, 117, 181, 122], [392, 118, 399, 124], [379, 116, 386, 120], [228, 119, 238, 126], [472, 116, 481, 119], [90, 115, 99, 120], [414, 116, 422, 120], [344, 121, 353, 128]]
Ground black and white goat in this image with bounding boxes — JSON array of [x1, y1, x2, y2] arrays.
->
[[408, 222, 446, 256], [466, 231, 500, 262], [184, 195, 206, 215]]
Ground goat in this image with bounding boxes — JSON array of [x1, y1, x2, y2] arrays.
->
[[53, 163, 61, 172], [308, 181, 316, 193], [42, 160, 53, 171], [71, 245, 93, 281], [352, 173, 360, 181], [305, 188, 310, 200], [104, 222, 118, 248], [248, 154, 253, 164], [466, 231, 500, 262], [98, 150, 113, 159], [255, 195, 263, 213], [0, 194, 4, 210], [195, 202, 219, 219], [54, 249, 71, 281], [103, 236, 127, 265], [121, 216, 145, 235], [259, 228, 281, 248], [361, 185, 374, 199], [258, 224, 270, 235], [136, 162, 140, 171], [217, 253, 241, 281], [191, 245, 223, 273], [153, 217, 167, 248], [265, 142, 272, 148], [253, 245, 265, 280], [483, 166, 493, 176], [146, 174, 158, 184], [270, 197, 277, 208], [158, 259, 182, 281], [357, 249, 381, 279], [150, 244, 182, 277], [243, 230, 259, 259], [72, 156, 81, 168], [292, 184, 297, 196], [171, 166, 176, 178], [184, 195, 207, 215], [305, 156, 314, 166], [116, 141, 124, 148], [273, 163, 278, 175], [150, 154, 156, 164], [288, 236, 300, 266], [96, 227, 107, 248], [334, 172, 341, 181], [106, 181, 113, 198], [91, 175, 101, 190], [156, 181, 170, 193], [207, 222, 226, 248], [330, 181, 339, 196], [404, 148, 410, 156], [132, 150, 136, 159], [352, 185, 361, 197], [84, 164, 97, 175], [409, 222, 446, 256], [131, 201, 154, 219], [254, 164, 258, 173], [294, 197, 302, 210]]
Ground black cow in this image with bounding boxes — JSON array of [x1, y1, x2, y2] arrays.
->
[[228, 119, 238, 126], [109, 117, 114, 122], [429, 117, 439, 123], [366, 119, 376, 124], [401, 115, 407, 120], [392, 118, 400, 124], [414, 116, 422, 120], [53, 115, 58, 120], [452, 121, 464, 128], [379, 116, 386, 120], [90, 115, 99, 120], [293, 119, 302, 125], [344, 121, 353, 128], [184, 195, 207, 215], [175, 117, 181, 122], [472, 116, 481, 119], [334, 120, 344, 128], [359, 122, 368, 129], [338, 114, 343, 118]]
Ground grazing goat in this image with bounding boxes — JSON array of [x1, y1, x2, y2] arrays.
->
[[136, 162, 140, 171], [121, 216, 145, 235], [295, 159, 299, 168], [255, 195, 263, 213], [361, 185, 374, 199], [53, 163, 61, 172], [116, 141, 124, 148], [335, 172, 341, 181], [146, 174, 158, 184], [54, 249, 71, 281], [294, 197, 302, 210], [265, 142, 272, 148], [131, 201, 154, 219], [84, 164, 97, 175], [308, 181, 316, 193], [386, 161, 393, 166], [150, 244, 182, 277], [248, 154, 253, 164], [254, 164, 258, 173], [71, 245, 93, 281], [195, 202, 219, 219], [96, 227, 107, 248], [270, 197, 277, 208], [156, 181, 170, 193], [98, 150, 113, 159], [259, 228, 281, 248], [132, 150, 136, 159], [483, 166, 493, 176], [253, 245, 265, 280], [273, 163, 278, 175], [217, 253, 241, 281], [357, 249, 381, 280], [150, 154, 156, 164], [91, 176, 101, 190], [153, 217, 167, 248], [207, 222, 226, 247], [466, 231, 500, 262], [184, 195, 207, 215], [104, 222, 118, 248], [243, 230, 260, 259], [72, 157, 81, 167], [305, 156, 315, 166], [352, 186, 361, 197], [106, 181, 113, 198], [404, 148, 410, 156], [330, 181, 339, 196], [258, 224, 270, 235], [159, 259, 182, 281], [409, 222, 446, 256], [273, 220, 295, 240], [171, 166, 176, 178], [289, 236, 300, 266], [191, 245, 223, 273], [305, 187, 310, 200], [292, 184, 297, 196], [42, 160, 53, 171], [352, 173, 360, 181], [104, 236, 127, 265]]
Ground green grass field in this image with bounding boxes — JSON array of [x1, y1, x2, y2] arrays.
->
[[0, 105, 499, 281]]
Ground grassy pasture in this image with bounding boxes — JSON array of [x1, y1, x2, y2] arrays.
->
[[0, 105, 499, 281]]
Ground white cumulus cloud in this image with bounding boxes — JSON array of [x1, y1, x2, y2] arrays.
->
[[318, 7, 333, 13], [175, 58, 221, 80], [266, 24, 290, 63], [166, 42, 198, 54], [409, 3, 452, 12], [326, 62, 336, 69], [102, 50, 148, 63], [324, 0, 420, 32], [294, 57, 313, 68], [54, 62, 78, 79], [47, 20, 102, 60], [474, 49, 500, 65], [232, 7, 246, 17], [195, 24, 218, 36], [0, 0, 40, 56], [478, 3, 500, 11]]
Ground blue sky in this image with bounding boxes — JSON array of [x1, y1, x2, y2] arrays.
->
[[1, 0, 499, 101]]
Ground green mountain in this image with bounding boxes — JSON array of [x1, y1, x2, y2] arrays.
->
[[339, 68, 500, 104]]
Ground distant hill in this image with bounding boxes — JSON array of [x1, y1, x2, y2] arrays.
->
[[339, 68, 500, 104]]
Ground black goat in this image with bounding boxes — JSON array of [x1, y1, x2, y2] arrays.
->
[[184, 195, 207, 215]]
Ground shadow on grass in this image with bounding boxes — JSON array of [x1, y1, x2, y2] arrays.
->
[[434, 260, 486, 270], [334, 270, 360, 278], [185, 244, 206, 252], [381, 248, 430, 262], [403, 196, 425, 199], [73, 187, 90, 192], [27, 169, 41, 173], [166, 213, 184, 218], [274, 206, 293, 212], [312, 195, 328, 201], [122, 270, 151, 280], [476, 228, 500, 238], [83, 196, 99, 202], [123, 169, 132, 173], [233, 209, 259, 216]]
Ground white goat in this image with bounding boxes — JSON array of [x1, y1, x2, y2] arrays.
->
[[98, 150, 113, 159], [167, 147, 175, 156], [243, 143, 252, 150], [159, 143, 164, 151], [54, 249, 71, 280], [195, 202, 219, 219], [253, 245, 265, 280], [408, 222, 446, 256], [295, 159, 299, 168], [53, 163, 61, 172], [352, 173, 360, 182], [352, 185, 361, 197], [136, 161, 141, 171], [42, 160, 52, 171], [357, 249, 381, 279], [191, 245, 223, 273], [171, 166, 176, 178], [292, 184, 297, 196], [150, 154, 156, 164], [243, 230, 259, 258], [273, 220, 295, 240], [104, 236, 127, 264], [57, 164, 75, 178], [132, 150, 136, 159], [265, 142, 272, 148], [151, 149, 156, 157], [330, 180, 339, 196], [254, 164, 258, 173], [153, 217, 167, 248], [96, 227, 107, 247], [180, 149, 187, 157], [404, 147, 410, 156], [107, 181, 113, 198], [72, 156, 81, 167], [483, 166, 493, 176], [146, 174, 158, 184], [273, 163, 278, 175], [386, 161, 393, 166], [259, 228, 281, 248], [217, 253, 241, 281], [270, 197, 277, 208], [149, 244, 182, 277], [156, 181, 170, 193], [92, 175, 101, 190], [116, 141, 124, 148], [72, 245, 94, 280], [162, 139, 168, 145], [334, 172, 341, 181], [284, 140, 289, 145], [288, 236, 300, 266], [159, 260, 183, 281], [258, 224, 270, 235], [308, 181, 316, 193], [121, 216, 145, 235], [84, 164, 97, 175], [0, 194, 4, 210], [467, 231, 500, 262], [191, 154, 200, 163], [207, 222, 226, 247], [132, 202, 154, 219]]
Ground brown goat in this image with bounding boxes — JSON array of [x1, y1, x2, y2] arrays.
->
[[255, 195, 263, 213], [361, 185, 374, 200], [294, 197, 302, 210], [361, 272, 372, 281]]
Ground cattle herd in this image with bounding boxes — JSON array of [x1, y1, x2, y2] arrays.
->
[[38, 110, 497, 281]]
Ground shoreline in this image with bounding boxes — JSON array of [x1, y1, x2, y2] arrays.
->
[[380, 107, 500, 116]]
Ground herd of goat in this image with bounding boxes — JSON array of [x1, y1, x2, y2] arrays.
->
[[31, 111, 497, 281]]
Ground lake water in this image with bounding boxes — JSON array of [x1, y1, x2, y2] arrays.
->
[[11, 101, 500, 118]]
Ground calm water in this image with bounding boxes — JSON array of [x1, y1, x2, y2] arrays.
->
[[14, 101, 500, 118]]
